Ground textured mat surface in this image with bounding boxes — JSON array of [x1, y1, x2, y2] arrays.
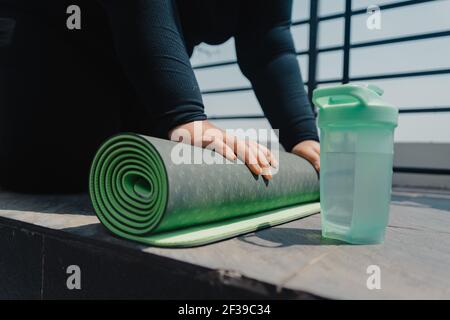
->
[[89, 134, 320, 247]]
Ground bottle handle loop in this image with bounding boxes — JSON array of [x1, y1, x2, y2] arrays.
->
[[313, 84, 384, 109]]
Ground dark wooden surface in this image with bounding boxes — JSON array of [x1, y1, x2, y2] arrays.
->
[[0, 187, 449, 299]]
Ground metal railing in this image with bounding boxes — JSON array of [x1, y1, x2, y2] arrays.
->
[[194, 0, 450, 175]]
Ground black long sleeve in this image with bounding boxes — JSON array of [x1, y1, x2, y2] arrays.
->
[[99, 0, 206, 138], [235, 0, 319, 151], [98, 0, 318, 147]]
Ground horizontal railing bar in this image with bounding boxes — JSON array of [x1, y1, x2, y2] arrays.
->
[[349, 68, 450, 81], [201, 67, 450, 95], [201, 67, 450, 94], [207, 106, 450, 121], [201, 86, 253, 95], [351, 30, 450, 48], [399, 107, 450, 113], [193, 30, 450, 70], [352, 0, 438, 15], [291, 0, 435, 26], [291, 18, 310, 27], [193, 60, 239, 70], [314, 28, 450, 56], [394, 167, 450, 175], [316, 78, 346, 84], [314, 68, 450, 85], [208, 114, 266, 120], [311, 30, 450, 54], [193, 50, 309, 70], [316, 0, 437, 22]]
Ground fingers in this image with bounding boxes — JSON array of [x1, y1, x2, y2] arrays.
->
[[233, 138, 276, 180], [310, 146, 320, 171], [210, 138, 237, 162], [312, 142, 320, 154], [249, 141, 273, 180], [291, 140, 321, 172], [248, 140, 278, 169], [235, 138, 263, 177], [194, 123, 276, 179], [203, 132, 237, 162], [313, 153, 320, 171], [297, 147, 320, 171]]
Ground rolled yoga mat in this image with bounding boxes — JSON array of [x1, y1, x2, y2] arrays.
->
[[89, 133, 320, 247]]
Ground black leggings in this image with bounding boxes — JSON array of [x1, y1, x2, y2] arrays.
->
[[0, 4, 155, 193]]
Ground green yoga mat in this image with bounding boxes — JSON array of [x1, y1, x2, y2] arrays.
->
[[89, 133, 320, 247]]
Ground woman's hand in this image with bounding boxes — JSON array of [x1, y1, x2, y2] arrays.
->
[[291, 140, 320, 171], [169, 120, 278, 179]]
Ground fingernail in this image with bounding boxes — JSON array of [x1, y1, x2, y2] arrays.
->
[[270, 159, 279, 168], [262, 167, 272, 176]]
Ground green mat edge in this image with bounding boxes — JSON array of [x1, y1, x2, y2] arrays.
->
[[110, 202, 321, 247]]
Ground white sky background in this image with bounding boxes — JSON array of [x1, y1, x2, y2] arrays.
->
[[190, 0, 450, 143]]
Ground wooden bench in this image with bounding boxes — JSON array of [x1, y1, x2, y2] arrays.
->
[[1, 187, 449, 299]]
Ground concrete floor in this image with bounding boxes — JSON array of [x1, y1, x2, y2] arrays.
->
[[0, 187, 449, 299]]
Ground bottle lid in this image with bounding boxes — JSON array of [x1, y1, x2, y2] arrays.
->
[[313, 84, 398, 128]]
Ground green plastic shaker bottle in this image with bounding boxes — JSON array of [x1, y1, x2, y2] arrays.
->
[[313, 84, 398, 244]]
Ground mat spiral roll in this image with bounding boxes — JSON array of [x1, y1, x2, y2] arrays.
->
[[89, 133, 320, 247]]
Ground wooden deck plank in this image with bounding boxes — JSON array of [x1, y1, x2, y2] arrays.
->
[[0, 188, 449, 299]]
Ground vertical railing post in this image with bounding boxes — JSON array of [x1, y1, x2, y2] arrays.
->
[[307, 0, 320, 112], [342, 0, 352, 83]]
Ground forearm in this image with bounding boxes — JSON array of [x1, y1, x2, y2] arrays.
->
[[245, 52, 319, 151], [236, 0, 319, 151]]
